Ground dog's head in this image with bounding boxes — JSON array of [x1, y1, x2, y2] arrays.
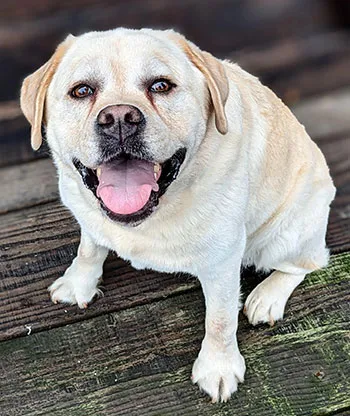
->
[[20, 28, 229, 225]]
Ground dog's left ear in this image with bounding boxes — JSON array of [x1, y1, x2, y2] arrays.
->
[[20, 34, 76, 150], [169, 32, 229, 134]]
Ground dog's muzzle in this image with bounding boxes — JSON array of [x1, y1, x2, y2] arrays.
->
[[73, 147, 187, 226], [72, 104, 187, 225]]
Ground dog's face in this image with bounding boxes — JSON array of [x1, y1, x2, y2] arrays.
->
[[21, 29, 229, 224]]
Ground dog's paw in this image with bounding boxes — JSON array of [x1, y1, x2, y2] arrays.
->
[[192, 346, 245, 402], [49, 275, 102, 309], [244, 280, 287, 326]]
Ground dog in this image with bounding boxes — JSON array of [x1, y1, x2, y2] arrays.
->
[[20, 28, 336, 402]]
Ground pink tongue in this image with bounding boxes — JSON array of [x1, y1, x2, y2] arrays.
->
[[96, 159, 160, 215]]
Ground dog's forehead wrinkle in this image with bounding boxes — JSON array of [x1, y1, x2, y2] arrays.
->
[[77, 29, 188, 68]]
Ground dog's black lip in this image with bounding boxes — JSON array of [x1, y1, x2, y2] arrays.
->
[[72, 147, 187, 226], [73, 158, 99, 193]]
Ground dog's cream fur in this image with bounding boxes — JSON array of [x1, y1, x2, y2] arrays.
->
[[20, 28, 335, 402]]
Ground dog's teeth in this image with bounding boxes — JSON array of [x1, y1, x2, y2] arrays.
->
[[154, 163, 160, 173], [96, 167, 101, 178]]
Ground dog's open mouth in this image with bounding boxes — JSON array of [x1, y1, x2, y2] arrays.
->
[[73, 148, 186, 225]]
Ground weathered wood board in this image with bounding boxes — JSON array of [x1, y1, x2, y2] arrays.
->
[[0, 159, 58, 214], [0, 253, 349, 416]]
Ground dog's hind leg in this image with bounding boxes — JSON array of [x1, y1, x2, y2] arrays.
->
[[244, 230, 330, 326], [244, 184, 334, 326], [244, 233, 330, 326], [243, 270, 306, 326]]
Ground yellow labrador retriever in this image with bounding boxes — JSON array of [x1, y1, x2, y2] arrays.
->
[[20, 28, 335, 402]]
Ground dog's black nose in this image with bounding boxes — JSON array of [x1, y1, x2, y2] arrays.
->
[[97, 104, 145, 141]]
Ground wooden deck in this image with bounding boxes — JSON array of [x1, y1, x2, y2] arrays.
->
[[1, 2, 350, 415]]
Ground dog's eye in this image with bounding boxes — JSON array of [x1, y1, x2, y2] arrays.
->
[[149, 79, 174, 93], [70, 84, 95, 99]]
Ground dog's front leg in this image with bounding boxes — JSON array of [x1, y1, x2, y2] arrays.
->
[[49, 230, 109, 308], [193, 254, 245, 402]]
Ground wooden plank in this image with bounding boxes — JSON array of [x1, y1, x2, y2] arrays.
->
[[0, 253, 349, 415], [0, 158, 57, 214], [0, 0, 331, 49], [234, 31, 350, 105], [292, 88, 350, 140], [0, 123, 35, 168], [291, 93, 350, 253], [0, 104, 47, 167], [265, 54, 350, 106], [234, 31, 350, 76], [319, 135, 350, 254]]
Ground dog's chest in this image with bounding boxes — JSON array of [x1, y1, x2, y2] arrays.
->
[[62, 176, 238, 274], [100, 222, 203, 274]]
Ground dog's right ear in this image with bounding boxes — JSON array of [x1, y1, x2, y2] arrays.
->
[[20, 34, 75, 150]]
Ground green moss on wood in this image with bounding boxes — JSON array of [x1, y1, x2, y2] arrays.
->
[[304, 252, 350, 287]]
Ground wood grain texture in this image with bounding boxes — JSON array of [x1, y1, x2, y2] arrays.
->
[[0, 108, 49, 167], [0, 158, 58, 214], [292, 88, 350, 140], [234, 31, 350, 105], [234, 31, 350, 75], [320, 134, 350, 253], [0, 253, 349, 416]]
